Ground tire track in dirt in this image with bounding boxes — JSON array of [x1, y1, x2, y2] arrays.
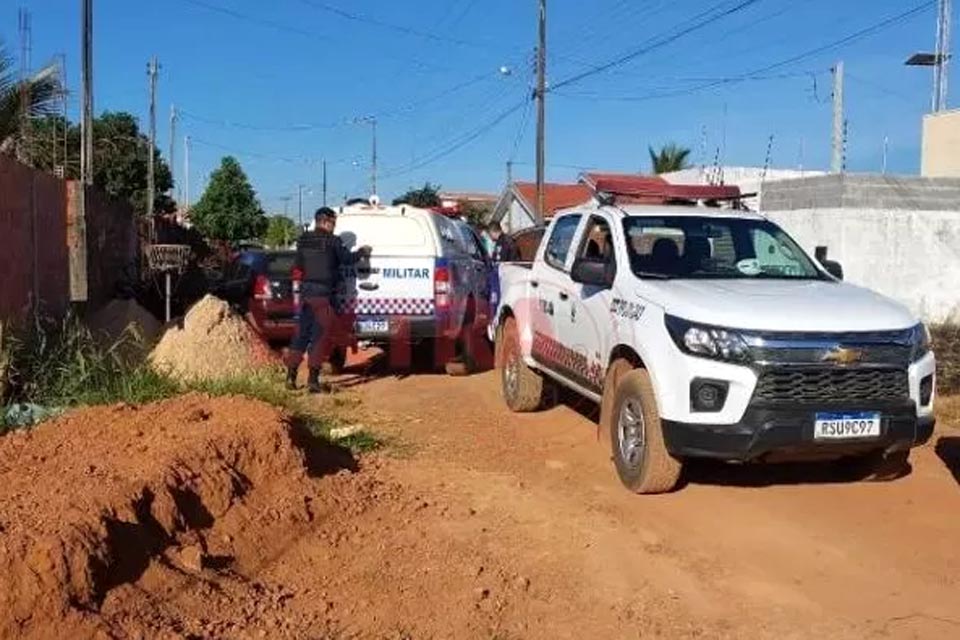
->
[[344, 365, 960, 639]]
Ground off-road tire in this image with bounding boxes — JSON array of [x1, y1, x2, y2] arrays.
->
[[599, 359, 634, 446], [497, 317, 547, 412], [607, 368, 682, 494], [842, 449, 911, 482]]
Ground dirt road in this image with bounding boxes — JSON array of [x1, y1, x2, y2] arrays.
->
[[338, 359, 960, 639]]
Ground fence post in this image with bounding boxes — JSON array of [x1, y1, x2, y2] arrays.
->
[[67, 181, 89, 303]]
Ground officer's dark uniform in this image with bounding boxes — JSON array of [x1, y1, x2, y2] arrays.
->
[[284, 208, 362, 392]]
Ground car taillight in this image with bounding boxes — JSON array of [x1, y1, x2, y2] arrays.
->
[[253, 275, 271, 300], [434, 265, 450, 310]]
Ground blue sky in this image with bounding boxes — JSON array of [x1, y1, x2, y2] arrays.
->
[[3, 0, 952, 214]]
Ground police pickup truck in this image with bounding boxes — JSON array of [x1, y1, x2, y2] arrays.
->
[[493, 203, 936, 494]]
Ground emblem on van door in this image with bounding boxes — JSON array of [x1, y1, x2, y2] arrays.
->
[[822, 347, 864, 366]]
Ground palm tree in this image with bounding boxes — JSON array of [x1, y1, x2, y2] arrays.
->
[[0, 39, 63, 159], [648, 143, 692, 174]]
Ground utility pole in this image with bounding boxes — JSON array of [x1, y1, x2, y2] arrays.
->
[[506, 159, 513, 184], [298, 184, 304, 228], [831, 61, 845, 173], [80, 0, 94, 186], [934, 0, 952, 111], [534, 0, 547, 224], [146, 57, 159, 218], [371, 119, 378, 196], [169, 105, 177, 197], [281, 196, 292, 218], [184, 135, 191, 220], [322, 158, 328, 206], [18, 9, 32, 166]]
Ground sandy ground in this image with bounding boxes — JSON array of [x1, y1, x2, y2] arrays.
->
[[2, 356, 958, 639]]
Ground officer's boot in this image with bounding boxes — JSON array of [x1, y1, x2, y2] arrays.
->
[[285, 365, 298, 391], [307, 367, 322, 394]]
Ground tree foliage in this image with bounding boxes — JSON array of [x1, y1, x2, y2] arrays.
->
[[648, 143, 692, 174], [190, 156, 267, 242], [0, 39, 62, 158], [392, 182, 442, 208], [30, 112, 175, 214], [263, 215, 299, 248]]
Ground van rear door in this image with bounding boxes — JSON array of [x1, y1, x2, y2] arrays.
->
[[335, 214, 437, 336]]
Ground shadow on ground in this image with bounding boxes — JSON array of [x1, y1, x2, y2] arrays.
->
[[289, 420, 359, 478], [935, 436, 960, 485]]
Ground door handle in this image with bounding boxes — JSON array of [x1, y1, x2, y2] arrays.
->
[[531, 281, 540, 289], [558, 291, 569, 301], [359, 282, 379, 291]]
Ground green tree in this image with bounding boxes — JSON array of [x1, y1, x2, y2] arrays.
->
[[392, 182, 442, 208], [648, 143, 692, 174], [30, 112, 175, 214], [460, 201, 491, 227], [263, 215, 299, 248], [0, 39, 62, 158], [190, 156, 267, 242]]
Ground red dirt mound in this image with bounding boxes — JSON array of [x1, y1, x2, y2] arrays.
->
[[0, 394, 356, 639]]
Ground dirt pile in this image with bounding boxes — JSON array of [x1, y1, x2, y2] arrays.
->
[[88, 298, 162, 346], [149, 295, 276, 381], [0, 394, 361, 639]]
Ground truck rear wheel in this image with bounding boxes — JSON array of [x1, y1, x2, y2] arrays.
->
[[607, 368, 682, 494], [497, 317, 548, 412]]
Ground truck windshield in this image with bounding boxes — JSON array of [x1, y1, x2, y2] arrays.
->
[[622, 216, 823, 280]]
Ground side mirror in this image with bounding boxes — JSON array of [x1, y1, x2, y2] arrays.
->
[[571, 259, 614, 288], [822, 260, 843, 280], [815, 245, 843, 280]]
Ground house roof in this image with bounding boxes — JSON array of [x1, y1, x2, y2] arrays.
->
[[439, 191, 499, 203], [513, 182, 593, 218]]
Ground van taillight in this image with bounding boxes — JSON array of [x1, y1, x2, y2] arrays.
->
[[434, 265, 450, 310], [253, 275, 271, 300]]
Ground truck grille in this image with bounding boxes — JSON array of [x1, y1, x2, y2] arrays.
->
[[754, 368, 909, 403]]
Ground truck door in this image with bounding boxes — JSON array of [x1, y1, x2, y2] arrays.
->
[[558, 215, 619, 393], [528, 213, 583, 377]]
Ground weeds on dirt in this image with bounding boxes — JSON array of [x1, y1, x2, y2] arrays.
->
[[931, 323, 960, 395], [0, 314, 384, 453]]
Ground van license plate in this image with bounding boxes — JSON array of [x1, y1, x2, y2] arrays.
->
[[356, 318, 389, 334], [814, 412, 881, 440]]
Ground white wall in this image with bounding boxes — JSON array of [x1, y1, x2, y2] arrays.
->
[[767, 208, 960, 322], [662, 166, 826, 210], [505, 200, 534, 233]]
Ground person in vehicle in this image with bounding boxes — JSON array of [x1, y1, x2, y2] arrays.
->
[[487, 221, 520, 262], [285, 207, 370, 393]]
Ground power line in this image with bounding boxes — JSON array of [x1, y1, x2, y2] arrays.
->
[[550, 0, 766, 92], [380, 100, 527, 180], [508, 96, 534, 162]]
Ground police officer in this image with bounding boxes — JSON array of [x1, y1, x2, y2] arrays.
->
[[285, 207, 369, 392], [487, 221, 520, 262]]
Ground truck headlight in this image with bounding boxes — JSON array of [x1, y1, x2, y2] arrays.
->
[[910, 323, 931, 362], [665, 315, 751, 363]]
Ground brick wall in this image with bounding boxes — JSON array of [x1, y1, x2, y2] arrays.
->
[[0, 155, 137, 324], [0, 155, 69, 321]]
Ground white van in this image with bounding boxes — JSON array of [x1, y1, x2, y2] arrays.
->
[[334, 198, 494, 374]]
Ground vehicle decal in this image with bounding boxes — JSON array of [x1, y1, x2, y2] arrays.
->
[[610, 298, 645, 321], [382, 267, 430, 279], [338, 297, 435, 316], [538, 298, 555, 317], [532, 331, 604, 390]]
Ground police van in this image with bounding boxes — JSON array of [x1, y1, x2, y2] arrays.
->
[[333, 196, 494, 374]]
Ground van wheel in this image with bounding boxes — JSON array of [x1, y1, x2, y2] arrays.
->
[[607, 369, 682, 494], [497, 317, 548, 412]]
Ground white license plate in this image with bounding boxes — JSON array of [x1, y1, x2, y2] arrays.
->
[[814, 412, 882, 440], [356, 318, 389, 334]]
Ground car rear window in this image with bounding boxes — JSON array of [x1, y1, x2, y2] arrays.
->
[[267, 253, 295, 277], [337, 215, 432, 252]]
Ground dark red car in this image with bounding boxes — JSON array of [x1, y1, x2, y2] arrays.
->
[[236, 250, 298, 343]]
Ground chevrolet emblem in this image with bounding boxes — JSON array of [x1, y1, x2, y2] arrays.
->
[[822, 347, 865, 366]]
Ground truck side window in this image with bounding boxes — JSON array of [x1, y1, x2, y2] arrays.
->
[[544, 215, 582, 271], [577, 217, 614, 264]]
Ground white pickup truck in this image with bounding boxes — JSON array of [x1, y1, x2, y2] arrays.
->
[[493, 203, 936, 494]]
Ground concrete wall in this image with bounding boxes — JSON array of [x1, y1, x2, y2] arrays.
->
[[922, 109, 960, 178], [662, 166, 826, 210], [766, 207, 960, 322], [762, 173, 960, 211]]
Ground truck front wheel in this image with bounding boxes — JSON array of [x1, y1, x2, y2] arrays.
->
[[497, 317, 549, 412], [608, 368, 682, 494]]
